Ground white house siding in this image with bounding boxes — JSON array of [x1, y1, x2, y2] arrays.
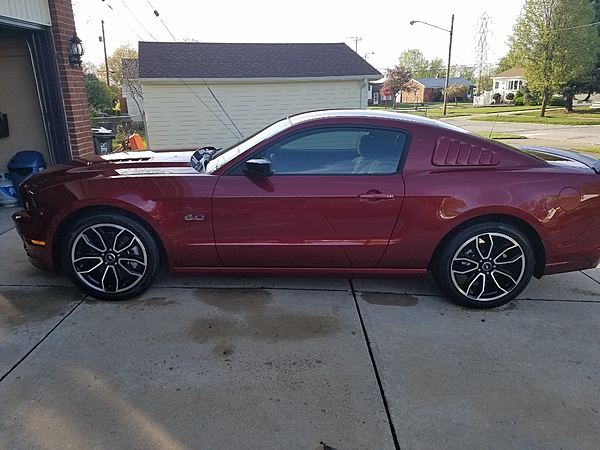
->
[[142, 79, 368, 150], [122, 85, 144, 122], [0, 0, 51, 26], [493, 77, 524, 102]]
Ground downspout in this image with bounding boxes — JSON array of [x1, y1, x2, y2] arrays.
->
[[361, 78, 368, 108]]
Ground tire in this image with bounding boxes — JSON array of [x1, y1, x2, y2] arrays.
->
[[433, 222, 535, 309], [62, 213, 161, 300]]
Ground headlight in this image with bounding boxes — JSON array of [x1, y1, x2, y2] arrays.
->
[[21, 188, 39, 216]]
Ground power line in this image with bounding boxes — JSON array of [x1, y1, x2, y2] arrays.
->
[[552, 20, 600, 32], [100, 0, 145, 41], [346, 36, 362, 53], [100, 0, 240, 139], [145, 0, 177, 41], [178, 78, 244, 140], [117, 0, 158, 41]]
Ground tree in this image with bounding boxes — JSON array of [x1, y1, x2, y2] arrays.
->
[[451, 65, 476, 81], [398, 49, 450, 79], [122, 58, 144, 120], [495, 48, 521, 75], [398, 49, 429, 77], [445, 83, 470, 106], [98, 43, 138, 87], [84, 71, 114, 115], [508, 0, 600, 116], [426, 58, 446, 78], [566, 0, 600, 105], [381, 65, 413, 108]]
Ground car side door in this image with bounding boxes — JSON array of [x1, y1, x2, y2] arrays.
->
[[211, 125, 408, 268]]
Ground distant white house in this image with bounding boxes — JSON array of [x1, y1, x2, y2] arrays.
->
[[492, 68, 525, 102], [473, 68, 526, 106], [138, 42, 382, 150]]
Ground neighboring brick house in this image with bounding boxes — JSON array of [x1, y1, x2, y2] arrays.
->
[[138, 42, 382, 150], [0, 0, 93, 171], [401, 77, 476, 103]]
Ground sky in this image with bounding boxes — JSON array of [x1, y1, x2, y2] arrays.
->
[[73, 0, 526, 76]]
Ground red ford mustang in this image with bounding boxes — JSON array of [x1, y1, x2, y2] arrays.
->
[[12, 110, 600, 308]]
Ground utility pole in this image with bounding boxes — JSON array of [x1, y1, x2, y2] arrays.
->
[[443, 14, 454, 116], [101, 20, 110, 86], [346, 36, 362, 53]]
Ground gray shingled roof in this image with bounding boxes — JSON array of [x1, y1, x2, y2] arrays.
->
[[414, 77, 476, 88], [138, 42, 382, 79]]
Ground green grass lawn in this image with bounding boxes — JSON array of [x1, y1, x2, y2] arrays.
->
[[573, 147, 600, 155], [429, 105, 541, 117], [469, 108, 600, 125], [370, 104, 543, 119], [474, 132, 526, 139], [370, 103, 600, 124]]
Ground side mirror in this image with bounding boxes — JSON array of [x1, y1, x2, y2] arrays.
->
[[243, 157, 273, 178], [190, 146, 218, 173]]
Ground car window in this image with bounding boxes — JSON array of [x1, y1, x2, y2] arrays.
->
[[205, 117, 292, 173], [254, 127, 407, 175]]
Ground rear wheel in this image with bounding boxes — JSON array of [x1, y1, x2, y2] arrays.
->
[[433, 222, 535, 309], [62, 213, 161, 300]]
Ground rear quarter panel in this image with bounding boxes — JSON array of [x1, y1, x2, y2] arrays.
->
[[378, 124, 600, 271]]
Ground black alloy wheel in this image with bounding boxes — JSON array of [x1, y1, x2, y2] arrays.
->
[[434, 222, 535, 309], [62, 213, 161, 300]]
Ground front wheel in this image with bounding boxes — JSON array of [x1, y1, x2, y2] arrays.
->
[[433, 222, 535, 309], [62, 213, 161, 300]]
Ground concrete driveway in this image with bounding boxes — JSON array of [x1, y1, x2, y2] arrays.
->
[[1, 214, 599, 449]]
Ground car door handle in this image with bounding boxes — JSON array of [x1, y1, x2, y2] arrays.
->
[[359, 191, 395, 200]]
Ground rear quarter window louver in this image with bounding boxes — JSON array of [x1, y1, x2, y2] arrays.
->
[[432, 136, 501, 166]]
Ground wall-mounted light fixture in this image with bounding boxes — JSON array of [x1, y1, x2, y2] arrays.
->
[[68, 32, 84, 69]]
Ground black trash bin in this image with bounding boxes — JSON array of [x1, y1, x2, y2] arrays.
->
[[7, 150, 46, 202], [92, 127, 116, 155]]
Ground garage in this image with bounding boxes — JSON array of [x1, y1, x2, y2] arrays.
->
[[0, 0, 93, 178], [139, 42, 382, 150]]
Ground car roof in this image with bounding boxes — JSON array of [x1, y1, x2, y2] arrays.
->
[[288, 109, 468, 133]]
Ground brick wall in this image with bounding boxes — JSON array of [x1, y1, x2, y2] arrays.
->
[[401, 80, 423, 104], [47, 0, 94, 158]]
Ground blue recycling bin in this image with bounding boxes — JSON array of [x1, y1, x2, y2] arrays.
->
[[7, 150, 46, 201]]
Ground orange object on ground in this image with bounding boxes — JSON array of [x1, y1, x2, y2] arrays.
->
[[129, 133, 145, 150]]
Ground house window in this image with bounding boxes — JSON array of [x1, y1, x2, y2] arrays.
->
[[494, 82, 499, 89], [508, 80, 522, 91]]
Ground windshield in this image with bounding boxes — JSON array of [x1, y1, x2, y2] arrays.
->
[[205, 117, 292, 173]]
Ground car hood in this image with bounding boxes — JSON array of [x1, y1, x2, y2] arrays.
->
[[63, 150, 200, 176], [517, 146, 600, 174], [23, 150, 200, 191], [98, 150, 193, 164]]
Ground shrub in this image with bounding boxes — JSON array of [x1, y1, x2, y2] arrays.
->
[[514, 98, 524, 106], [505, 93, 515, 101], [492, 93, 502, 103], [549, 96, 566, 107]]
